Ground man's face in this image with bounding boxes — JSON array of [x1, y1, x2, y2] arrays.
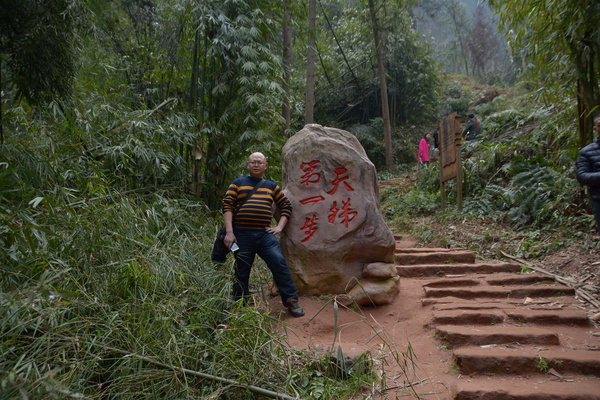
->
[[595, 118, 600, 136], [247, 153, 267, 178]]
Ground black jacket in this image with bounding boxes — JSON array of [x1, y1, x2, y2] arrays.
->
[[577, 136, 600, 201]]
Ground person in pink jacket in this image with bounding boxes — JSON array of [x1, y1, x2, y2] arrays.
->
[[417, 133, 431, 164]]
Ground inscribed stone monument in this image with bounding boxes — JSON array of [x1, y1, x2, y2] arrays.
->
[[280, 124, 398, 305]]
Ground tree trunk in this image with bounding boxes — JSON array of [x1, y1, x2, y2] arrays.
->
[[0, 59, 3, 146], [368, 0, 393, 170], [568, 36, 599, 148], [282, 8, 292, 135], [305, 0, 316, 125], [448, 0, 469, 75]]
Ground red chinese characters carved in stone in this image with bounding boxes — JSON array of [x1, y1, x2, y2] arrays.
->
[[300, 214, 319, 242], [300, 160, 321, 186], [328, 198, 357, 229], [328, 201, 339, 223], [339, 198, 357, 228], [300, 196, 325, 206], [326, 167, 354, 195]]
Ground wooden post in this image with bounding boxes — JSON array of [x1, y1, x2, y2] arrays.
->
[[455, 114, 463, 211], [439, 121, 445, 211], [441, 181, 446, 211]]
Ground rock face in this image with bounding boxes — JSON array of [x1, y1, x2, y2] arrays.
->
[[280, 124, 397, 304]]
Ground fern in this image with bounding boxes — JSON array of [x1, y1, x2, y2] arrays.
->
[[507, 165, 554, 227]]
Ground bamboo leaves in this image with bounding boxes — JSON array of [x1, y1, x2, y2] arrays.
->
[[488, 0, 600, 147]]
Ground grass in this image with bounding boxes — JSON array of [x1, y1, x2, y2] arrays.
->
[[0, 112, 430, 400], [536, 356, 549, 373]]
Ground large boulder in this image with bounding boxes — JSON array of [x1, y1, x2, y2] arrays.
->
[[280, 124, 397, 303]]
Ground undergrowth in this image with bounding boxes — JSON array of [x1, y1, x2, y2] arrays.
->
[[0, 104, 391, 399], [381, 91, 599, 258]]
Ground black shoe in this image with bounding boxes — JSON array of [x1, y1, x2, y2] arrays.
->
[[287, 298, 305, 317]]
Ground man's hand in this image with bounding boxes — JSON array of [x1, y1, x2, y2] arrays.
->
[[224, 232, 236, 250], [267, 216, 288, 235], [266, 226, 283, 234], [223, 211, 235, 249]]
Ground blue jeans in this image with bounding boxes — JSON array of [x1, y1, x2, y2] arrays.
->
[[593, 200, 600, 234], [233, 228, 298, 306]]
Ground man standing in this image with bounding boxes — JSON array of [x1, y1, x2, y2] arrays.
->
[[462, 113, 482, 141], [223, 152, 304, 317], [576, 115, 600, 235]]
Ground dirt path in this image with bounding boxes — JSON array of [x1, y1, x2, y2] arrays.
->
[[270, 235, 600, 399]]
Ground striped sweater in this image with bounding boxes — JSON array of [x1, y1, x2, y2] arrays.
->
[[223, 176, 292, 230]]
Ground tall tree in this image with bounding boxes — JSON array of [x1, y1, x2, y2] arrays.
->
[[0, 0, 84, 143], [305, 0, 317, 124], [282, 8, 292, 134], [467, 5, 499, 77], [188, 0, 287, 209], [446, 0, 470, 75], [489, 0, 600, 148], [368, 0, 393, 170]]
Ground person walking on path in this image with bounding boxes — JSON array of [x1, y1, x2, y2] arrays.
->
[[462, 113, 483, 141], [576, 115, 600, 235], [417, 133, 431, 164], [222, 152, 305, 317]]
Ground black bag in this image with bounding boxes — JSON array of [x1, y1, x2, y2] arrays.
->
[[210, 179, 264, 264], [210, 226, 229, 264]]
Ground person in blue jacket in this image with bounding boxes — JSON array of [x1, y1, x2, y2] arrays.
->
[[576, 115, 600, 234]]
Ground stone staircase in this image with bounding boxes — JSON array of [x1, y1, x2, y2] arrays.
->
[[394, 235, 600, 400]]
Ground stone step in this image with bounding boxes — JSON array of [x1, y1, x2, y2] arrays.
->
[[432, 309, 590, 326], [394, 249, 476, 265], [397, 262, 521, 277], [422, 273, 552, 288], [506, 309, 590, 326], [432, 310, 505, 325], [395, 247, 470, 254], [453, 380, 600, 400], [454, 346, 600, 376], [431, 300, 523, 310], [423, 278, 481, 288], [486, 274, 556, 286], [424, 285, 575, 299], [435, 325, 560, 347], [426, 297, 579, 309]]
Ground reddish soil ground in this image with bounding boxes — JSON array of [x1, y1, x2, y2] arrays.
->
[[268, 185, 600, 399]]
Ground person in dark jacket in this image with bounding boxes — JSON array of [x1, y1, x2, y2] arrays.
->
[[576, 115, 600, 234], [462, 113, 482, 141]]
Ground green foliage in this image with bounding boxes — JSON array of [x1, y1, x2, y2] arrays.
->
[[463, 156, 577, 230], [382, 174, 439, 222], [349, 121, 387, 171], [189, 0, 290, 207], [446, 85, 463, 99], [536, 357, 549, 373], [310, 0, 440, 129], [488, 0, 600, 146], [1, 104, 373, 399], [441, 83, 470, 116], [475, 95, 507, 118], [443, 97, 470, 115], [0, 0, 86, 105]]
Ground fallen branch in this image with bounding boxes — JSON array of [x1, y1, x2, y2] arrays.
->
[[500, 251, 600, 310], [97, 344, 301, 400]]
